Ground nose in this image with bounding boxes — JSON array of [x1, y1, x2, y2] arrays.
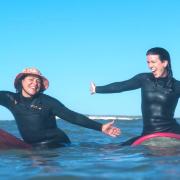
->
[[148, 62, 153, 69], [32, 79, 40, 86], [31, 80, 37, 86]]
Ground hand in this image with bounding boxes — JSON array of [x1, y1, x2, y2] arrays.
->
[[90, 82, 96, 95], [102, 120, 121, 137]]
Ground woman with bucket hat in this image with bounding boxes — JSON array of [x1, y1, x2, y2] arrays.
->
[[0, 67, 120, 148]]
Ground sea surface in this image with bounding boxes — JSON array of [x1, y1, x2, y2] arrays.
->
[[0, 119, 180, 180]]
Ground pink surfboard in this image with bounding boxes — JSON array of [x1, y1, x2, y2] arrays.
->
[[132, 132, 180, 147], [0, 129, 31, 149]]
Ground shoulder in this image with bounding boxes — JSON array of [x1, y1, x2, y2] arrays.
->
[[0, 91, 18, 104], [170, 78, 180, 95], [135, 72, 151, 77], [132, 73, 152, 80], [173, 78, 180, 88], [38, 93, 65, 106], [38, 93, 58, 102], [0, 91, 17, 98], [0, 90, 15, 95]]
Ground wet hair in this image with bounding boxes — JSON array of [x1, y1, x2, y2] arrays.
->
[[15, 74, 45, 93], [146, 47, 174, 90]]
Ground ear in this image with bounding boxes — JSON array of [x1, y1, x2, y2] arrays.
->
[[163, 60, 168, 68]]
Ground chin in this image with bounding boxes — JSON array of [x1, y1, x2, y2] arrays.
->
[[29, 91, 38, 96], [152, 73, 158, 78]]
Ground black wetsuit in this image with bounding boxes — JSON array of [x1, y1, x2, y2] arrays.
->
[[0, 92, 102, 147], [96, 73, 180, 145]]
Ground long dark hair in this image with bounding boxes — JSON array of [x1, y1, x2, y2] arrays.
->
[[146, 47, 173, 89]]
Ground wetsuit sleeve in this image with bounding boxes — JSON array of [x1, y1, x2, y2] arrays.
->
[[0, 91, 14, 106], [49, 97, 102, 131], [174, 79, 180, 96], [96, 74, 143, 93]]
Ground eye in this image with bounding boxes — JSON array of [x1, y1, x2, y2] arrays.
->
[[27, 78, 33, 81], [36, 79, 41, 83], [149, 61, 156, 64]]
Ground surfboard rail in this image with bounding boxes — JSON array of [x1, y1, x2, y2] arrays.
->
[[0, 129, 31, 149], [132, 132, 180, 147]]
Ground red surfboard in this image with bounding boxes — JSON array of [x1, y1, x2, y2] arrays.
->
[[0, 129, 31, 149], [132, 132, 180, 147]]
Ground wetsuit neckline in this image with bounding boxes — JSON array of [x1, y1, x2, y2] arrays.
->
[[150, 74, 169, 88], [156, 76, 168, 81], [151, 73, 168, 81], [19, 93, 41, 104]]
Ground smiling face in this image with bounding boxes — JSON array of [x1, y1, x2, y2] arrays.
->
[[147, 54, 168, 78], [21, 75, 42, 97]]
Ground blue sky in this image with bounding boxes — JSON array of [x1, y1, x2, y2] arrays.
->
[[1, 0, 180, 120]]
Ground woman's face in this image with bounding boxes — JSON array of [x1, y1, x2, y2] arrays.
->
[[21, 75, 42, 97], [147, 54, 168, 78]]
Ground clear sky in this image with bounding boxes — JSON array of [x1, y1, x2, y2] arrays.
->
[[1, 0, 180, 120]]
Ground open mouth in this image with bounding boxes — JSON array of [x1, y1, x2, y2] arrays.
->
[[151, 68, 158, 77], [29, 86, 36, 90], [29, 86, 39, 92], [151, 67, 156, 73]]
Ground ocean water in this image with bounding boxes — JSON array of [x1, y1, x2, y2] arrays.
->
[[0, 119, 180, 180]]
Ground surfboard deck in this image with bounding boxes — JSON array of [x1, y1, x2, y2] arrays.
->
[[132, 132, 180, 147], [0, 129, 31, 149]]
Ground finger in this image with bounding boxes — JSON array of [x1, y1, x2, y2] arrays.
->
[[109, 133, 117, 137], [90, 82, 94, 90], [112, 128, 121, 135], [91, 81, 95, 87], [108, 120, 115, 126], [113, 129, 121, 136], [114, 130, 121, 136]]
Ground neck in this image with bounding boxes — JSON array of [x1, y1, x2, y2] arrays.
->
[[161, 71, 168, 78], [21, 90, 38, 98], [22, 92, 33, 98]]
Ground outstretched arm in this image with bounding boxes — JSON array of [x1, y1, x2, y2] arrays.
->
[[50, 97, 121, 137], [58, 107, 121, 137], [90, 74, 143, 94]]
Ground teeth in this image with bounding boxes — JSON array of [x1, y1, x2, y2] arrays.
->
[[30, 87, 36, 89]]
